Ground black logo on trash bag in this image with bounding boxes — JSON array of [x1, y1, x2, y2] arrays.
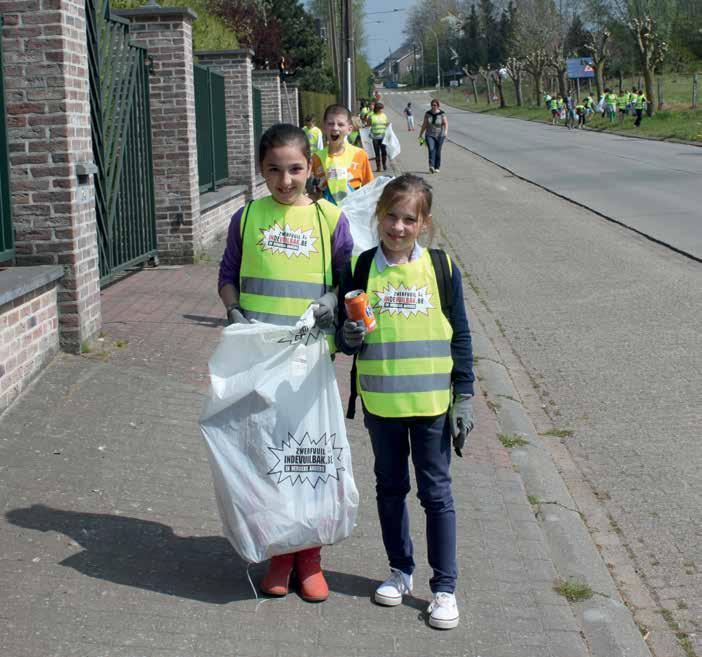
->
[[267, 432, 344, 488], [277, 326, 322, 347]]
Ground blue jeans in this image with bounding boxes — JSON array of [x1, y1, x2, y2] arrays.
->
[[363, 409, 457, 593], [426, 135, 444, 170]]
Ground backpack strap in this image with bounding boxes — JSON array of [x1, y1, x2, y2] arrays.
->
[[346, 247, 377, 419], [428, 248, 453, 319]]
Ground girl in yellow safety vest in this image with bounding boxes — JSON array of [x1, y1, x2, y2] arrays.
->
[[218, 123, 354, 603], [336, 174, 475, 630]]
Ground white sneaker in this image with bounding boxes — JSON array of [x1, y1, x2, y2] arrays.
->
[[427, 592, 459, 629], [374, 569, 413, 606], [429, 166, 435, 173], [434, 168, 440, 173]]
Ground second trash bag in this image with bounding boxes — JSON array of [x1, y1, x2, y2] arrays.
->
[[199, 318, 359, 564]]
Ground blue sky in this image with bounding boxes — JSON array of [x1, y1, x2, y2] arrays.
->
[[303, 1, 415, 68], [361, 1, 416, 67]]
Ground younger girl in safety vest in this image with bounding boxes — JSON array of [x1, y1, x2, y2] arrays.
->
[[218, 123, 354, 602], [336, 174, 475, 630]]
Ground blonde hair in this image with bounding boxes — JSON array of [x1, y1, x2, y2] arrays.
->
[[375, 174, 435, 244]]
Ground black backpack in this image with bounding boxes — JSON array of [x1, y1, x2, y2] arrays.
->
[[345, 247, 453, 419]]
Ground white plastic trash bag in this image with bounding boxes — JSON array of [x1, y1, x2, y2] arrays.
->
[[199, 315, 359, 564], [382, 124, 401, 160], [340, 176, 392, 256]]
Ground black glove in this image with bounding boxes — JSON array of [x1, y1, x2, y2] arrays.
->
[[342, 319, 366, 349], [449, 394, 475, 457], [226, 303, 250, 325]]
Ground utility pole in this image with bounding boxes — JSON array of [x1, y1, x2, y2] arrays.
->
[[342, 0, 355, 110], [328, 0, 341, 88]]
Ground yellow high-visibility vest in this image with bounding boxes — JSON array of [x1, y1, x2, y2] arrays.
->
[[316, 144, 363, 205], [303, 126, 323, 154], [355, 249, 454, 417], [370, 112, 389, 138], [239, 197, 342, 350]]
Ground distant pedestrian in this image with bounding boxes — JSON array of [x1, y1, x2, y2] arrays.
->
[[419, 98, 448, 173], [576, 100, 586, 128], [617, 91, 628, 126], [604, 88, 617, 123], [633, 89, 647, 127], [369, 101, 390, 172], [302, 115, 323, 156], [404, 102, 415, 131], [565, 92, 577, 130], [549, 95, 560, 125]]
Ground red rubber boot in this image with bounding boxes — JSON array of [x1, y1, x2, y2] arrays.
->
[[295, 547, 328, 602], [260, 553, 295, 596]]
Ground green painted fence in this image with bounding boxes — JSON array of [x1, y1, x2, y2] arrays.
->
[[194, 64, 229, 193], [86, 0, 157, 284]]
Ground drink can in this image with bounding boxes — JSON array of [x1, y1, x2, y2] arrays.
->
[[344, 290, 376, 332]]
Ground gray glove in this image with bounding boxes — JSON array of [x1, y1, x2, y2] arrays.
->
[[226, 303, 250, 325], [312, 291, 338, 329], [342, 319, 367, 349], [449, 394, 475, 457]]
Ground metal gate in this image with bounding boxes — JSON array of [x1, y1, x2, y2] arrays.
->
[[86, 0, 157, 284], [0, 15, 14, 264]]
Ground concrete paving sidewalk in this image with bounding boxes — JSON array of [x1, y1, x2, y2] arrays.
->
[[2, 220, 589, 654]]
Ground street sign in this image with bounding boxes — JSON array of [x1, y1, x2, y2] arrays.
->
[[567, 57, 595, 79]]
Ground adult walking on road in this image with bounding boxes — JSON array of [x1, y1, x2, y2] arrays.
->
[[419, 99, 448, 174], [370, 101, 390, 172]]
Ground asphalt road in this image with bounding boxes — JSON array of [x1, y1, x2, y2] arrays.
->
[[381, 95, 702, 655], [384, 91, 702, 261]]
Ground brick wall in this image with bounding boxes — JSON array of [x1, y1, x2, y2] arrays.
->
[[0, 283, 60, 412], [199, 194, 245, 252], [114, 7, 200, 265], [195, 50, 256, 197], [252, 70, 282, 132], [2, 0, 102, 353]]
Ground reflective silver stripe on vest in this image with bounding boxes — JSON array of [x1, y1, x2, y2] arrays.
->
[[360, 340, 450, 361], [243, 309, 334, 335], [359, 373, 451, 393], [241, 277, 325, 299]]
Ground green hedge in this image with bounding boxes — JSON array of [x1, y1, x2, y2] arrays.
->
[[299, 90, 337, 127]]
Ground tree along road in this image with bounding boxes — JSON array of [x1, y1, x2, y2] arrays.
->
[[386, 92, 702, 261], [383, 92, 702, 655]]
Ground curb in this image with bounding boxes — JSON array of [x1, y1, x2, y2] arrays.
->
[[470, 311, 654, 657]]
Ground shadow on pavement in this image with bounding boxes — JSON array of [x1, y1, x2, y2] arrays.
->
[[182, 313, 226, 328], [5, 504, 258, 604]]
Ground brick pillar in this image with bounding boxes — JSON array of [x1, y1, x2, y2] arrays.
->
[[195, 50, 256, 197], [281, 82, 299, 126], [113, 7, 200, 264], [2, 0, 101, 352], [252, 70, 282, 131]]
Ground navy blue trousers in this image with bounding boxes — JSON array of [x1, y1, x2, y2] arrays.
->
[[426, 135, 444, 170], [363, 409, 457, 593]]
